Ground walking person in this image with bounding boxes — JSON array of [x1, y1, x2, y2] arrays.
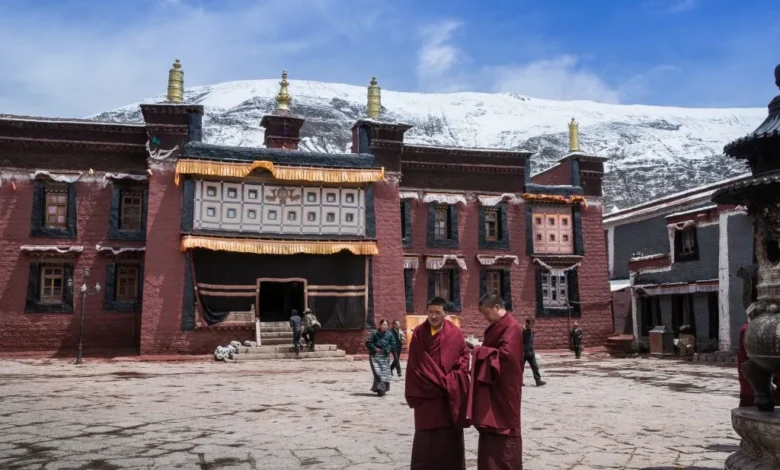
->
[[302, 308, 320, 351], [523, 318, 546, 386], [570, 322, 584, 359], [366, 319, 396, 397], [289, 309, 303, 354], [390, 320, 406, 377], [469, 293, 524, 469]]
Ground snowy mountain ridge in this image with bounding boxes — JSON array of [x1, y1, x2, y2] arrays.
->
[[90, 78, 767, 209]]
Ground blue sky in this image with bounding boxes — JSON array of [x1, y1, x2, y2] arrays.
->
[[0, 0, 778, 117]]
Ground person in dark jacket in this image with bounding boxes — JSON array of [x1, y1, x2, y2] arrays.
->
[[523, 318, 546, 386], [570, 321, 584, 359], [289, 309, 302, 354], [389, 320, 406, 377]]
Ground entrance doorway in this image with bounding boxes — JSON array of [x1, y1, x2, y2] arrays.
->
[[258, 280, 306, 322]]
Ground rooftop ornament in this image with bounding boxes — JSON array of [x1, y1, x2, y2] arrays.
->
[[715, 63, 780, 470], [275, 70, 292, 113], [568, 118, 580, 152], [367, 77, 381, 119], [167, 59, 184, 103]]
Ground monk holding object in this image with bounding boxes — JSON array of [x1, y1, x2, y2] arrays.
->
[[405, 297, 471, 469], [469, 293, 524, 470]]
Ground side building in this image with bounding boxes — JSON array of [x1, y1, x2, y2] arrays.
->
[[603, 175, 755, 352], [0, 62, 613, 356]]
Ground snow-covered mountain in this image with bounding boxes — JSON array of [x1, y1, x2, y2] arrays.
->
[[90, 79, 768, 209]]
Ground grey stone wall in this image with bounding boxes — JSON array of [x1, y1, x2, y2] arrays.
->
[[612, 215, 671, 280], [636, 224, 719, 285]]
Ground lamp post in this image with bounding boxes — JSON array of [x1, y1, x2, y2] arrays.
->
[[67, 269, 101, 365]]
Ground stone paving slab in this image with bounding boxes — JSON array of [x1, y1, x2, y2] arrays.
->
[[0, 354, 740, 469]]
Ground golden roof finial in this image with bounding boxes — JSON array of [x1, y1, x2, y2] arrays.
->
[[568, 117, 580, 152], [167, 59, 184, 103], [367, 76, 381, 119], [275, 70, 291, 113]]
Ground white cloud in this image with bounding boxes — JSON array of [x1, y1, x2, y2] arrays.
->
[[0, 0, 402, 117], [416, 20, 463, 86], [491, 55, 623, 104]]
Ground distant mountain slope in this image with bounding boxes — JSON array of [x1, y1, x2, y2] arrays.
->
[[90, 79, 765, 209]]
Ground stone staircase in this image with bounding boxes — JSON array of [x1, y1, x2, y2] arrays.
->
[[229, 321, 347, 361], [604, 335, 635, 357], [233, 344, 347, 361]]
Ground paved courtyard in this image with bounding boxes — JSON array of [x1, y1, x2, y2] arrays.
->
[[0, 353, 740, 469]]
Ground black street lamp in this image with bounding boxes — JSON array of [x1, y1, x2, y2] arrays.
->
[[66, 269, 101, 365]]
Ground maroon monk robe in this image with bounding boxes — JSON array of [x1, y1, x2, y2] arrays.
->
[[738, 322, 780, 407], [469, 312, 524, 470], [406, 319, 471, 470]]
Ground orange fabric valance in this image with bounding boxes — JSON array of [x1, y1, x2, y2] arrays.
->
[[174, 159, 385, 185]]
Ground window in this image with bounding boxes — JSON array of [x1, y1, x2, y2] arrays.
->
[[434, 271, 452, 301], [248, 189, 258, 199], [119, 192, 143, 230], [247, 210, 257, 220], [345, 213, 354, 223], [227, 188, 237, 199], [326, 193, 336, 203], [434, 205, 449, 240], [708, 292, 719, 341], [307, 212, 317, 222], [541, 271, 568, 308], [206, 207, 216, 217], [401, 200, 412, 248], [326, 213, 336, 222], [40, 266, 64, 303], [45, 189, 68, 229], [532, 207, 573, 254], [674, 226, 699, 261], [286, 211, 297, 221], [404, 269, 414, 313], [226, 208, 237, 219], [206, 186, 217, 197], [486, 270, 501, 295], [345, 193, 355, 203], [268, 210, 278, 221], [485, 209, 498, 241], [307, 192, 317, 202], [672, 294, 695, 335], [115, 265, 139, 302]]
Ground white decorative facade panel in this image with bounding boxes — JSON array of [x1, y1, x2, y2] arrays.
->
[[193, 180, 366, 235]]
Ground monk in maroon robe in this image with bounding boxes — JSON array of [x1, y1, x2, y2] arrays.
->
[[738, 322, 780, 407], [469, 293, 524, 470], [406, 297, 471, 470]]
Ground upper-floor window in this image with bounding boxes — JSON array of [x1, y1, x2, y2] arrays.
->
[[674, 226, 699, 261], [532, 207, 572, 254], [45, 188, 69, 229], [485, 208, 499, 241], [434, 205, 450, 240], [120, 191, 143, 230]]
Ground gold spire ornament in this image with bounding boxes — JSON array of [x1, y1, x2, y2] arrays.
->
[[167, 59, 184, 103], [275, 70, 291, 113], [568, 118, 580, 152], [367, 76, 381, 119]]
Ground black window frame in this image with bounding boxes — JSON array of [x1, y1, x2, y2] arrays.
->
[[401, 199, 412, 248], [674, 226, 700, 262], [535, 266, 580, 318], [404, 268, 414, 313], [639, 295, 661, 336], [108, 184, 149, 241], [30, 181, 77, 239], [478, 202, 509, 250], [427, 268, 461, 312], [427, 203, 459, 248], [103, 262, 144, 312], [479, 268, 513, 311], [25, 262, 74, 313]]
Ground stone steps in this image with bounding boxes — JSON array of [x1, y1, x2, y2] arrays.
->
[[237, 344, 337, 354], [232, 349, 347, 361], [261, 337, 295, 346], [259, 330, 295, 339]]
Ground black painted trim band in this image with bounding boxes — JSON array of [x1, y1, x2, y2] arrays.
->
[[365, 185, 376, 239], [404, 268, 414, 313], [401, 199, 412, 248], [366, 257, 375, 329], [181, 252, 196, 331], [181, 179, 195, 232]]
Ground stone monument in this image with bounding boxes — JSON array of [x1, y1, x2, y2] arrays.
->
[[713, 64, 780, 470]]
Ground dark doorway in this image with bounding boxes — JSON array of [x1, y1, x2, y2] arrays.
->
[[258, 281, 305, 322]]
